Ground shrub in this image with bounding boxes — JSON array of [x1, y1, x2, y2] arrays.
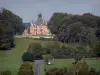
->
[[45, 42, 60, 50], [70, 61, 89, 75], [42, 54, 53, 64], [87, 68, 100, 75], [27, 42, 43, 60], [46, 68, 69, 75], [17, 62, 33, 75], [93, 40, 100, 57], [50, 47, 74, 59], [22, 52, 34, 62]]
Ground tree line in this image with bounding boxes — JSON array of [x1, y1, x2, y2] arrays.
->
[[48, 12, 100, 47], [0, 8, 25, 50], [22, 42, 89, 63], [46, 61, 100, 75]]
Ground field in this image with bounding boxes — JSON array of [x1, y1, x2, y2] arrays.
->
[[0, 62, 23, 75], [41, 64, 45, 75], [0, 38, 83, 61], [0, 38, 53, 75], [0, 38, 64, 75], [45, 59, 100, 71], [0, 38, 99, 75]]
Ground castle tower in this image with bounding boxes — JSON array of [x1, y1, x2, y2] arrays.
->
[[35, 13, 43, 25]]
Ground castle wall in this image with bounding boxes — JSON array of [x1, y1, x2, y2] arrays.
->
[[29, 25, 49, 35]]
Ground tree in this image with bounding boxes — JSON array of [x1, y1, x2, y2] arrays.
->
[[93, 40, 100, 57], [48, 12, 99, 45], [71, 46, 87, 63], [0, 8, 14, 50], [50, 47, 72, 58], [27, 42, 42, 59], [70, 61, 89, 75], [46, 68, 68, 75], [42, 54, 53, 64], [22, 52, 34, 62], [45, 42, 60, 50], [17, 62, 33, 75], [0, 8, 24, 50]]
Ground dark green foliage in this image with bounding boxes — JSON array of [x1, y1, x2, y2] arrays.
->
[[93, 40, 100, 57], [50, 45, 87, 60], [72, 46, 87, 63], [27, 42, 43, 59], [46, 67, 69, 75], [42, 54, 53, 64], [17, 62, 33, 75], [25, 42, 88, 60], [45, 42, 60, 50], [48, 12, 100, 45], [0, 8, 24, 50], [50, 48, 72, 58], [70, 61, 100, 75], [46, 61, 100, 75], [25, 42, 60, 60], [22, 52, 34, 62]]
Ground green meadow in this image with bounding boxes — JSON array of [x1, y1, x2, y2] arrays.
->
[[0, 38, 100, 75], [45, 59, 100, 71]]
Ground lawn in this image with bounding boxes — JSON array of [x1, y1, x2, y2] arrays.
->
[[0, 38, 83, 61], [0, 38, 90, 74], [0, 62, 23, 75], [0, 38, 57, 61], [45, 59, 100, 71], [0, 38, 49, 74], [41, 64, 45, 75]]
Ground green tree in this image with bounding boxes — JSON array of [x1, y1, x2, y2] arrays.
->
[[0, 8, 24, 50], [0, 8, 14, 50], [17, 62, 33, 75], [22, 52, 34, 62], [71, 46, 87, 63], [42, 54, 53, 64], [70, 61, 89, 75], [27, 42, 42, 59], [48, 12, 99, 45], [93, 40, 100, 57], [45, 42, 60, 50]]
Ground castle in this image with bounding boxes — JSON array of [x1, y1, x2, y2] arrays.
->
[[23, 13, 51, 35]]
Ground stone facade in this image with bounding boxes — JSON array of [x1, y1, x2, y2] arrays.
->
[[23, 13, 51, 35]]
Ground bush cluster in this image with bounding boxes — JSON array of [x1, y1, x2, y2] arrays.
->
[[22, 52, 34, 62], [17, 62, 33, 75], [22, 42, 88, 62], [46, 61, 100, 75]]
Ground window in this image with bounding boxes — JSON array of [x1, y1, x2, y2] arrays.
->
[[40, 29, 42, 32], [34, 29, 37, 31], [34, 26, 37, 28]]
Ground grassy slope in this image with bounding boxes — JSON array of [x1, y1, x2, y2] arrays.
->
[[0, 38, 82, 61], [45, 59, 100, 71], [41, 64, 45, 75], [0, 38, 56, 61], [0, 38, 96, 74], [0, 38, 45, 75], [0, 62, 23, 75]]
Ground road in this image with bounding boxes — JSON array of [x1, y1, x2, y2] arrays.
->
[[34, 60, 44, 75]]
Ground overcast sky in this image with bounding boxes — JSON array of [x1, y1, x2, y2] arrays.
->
[[0, 0, 100, 22]]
